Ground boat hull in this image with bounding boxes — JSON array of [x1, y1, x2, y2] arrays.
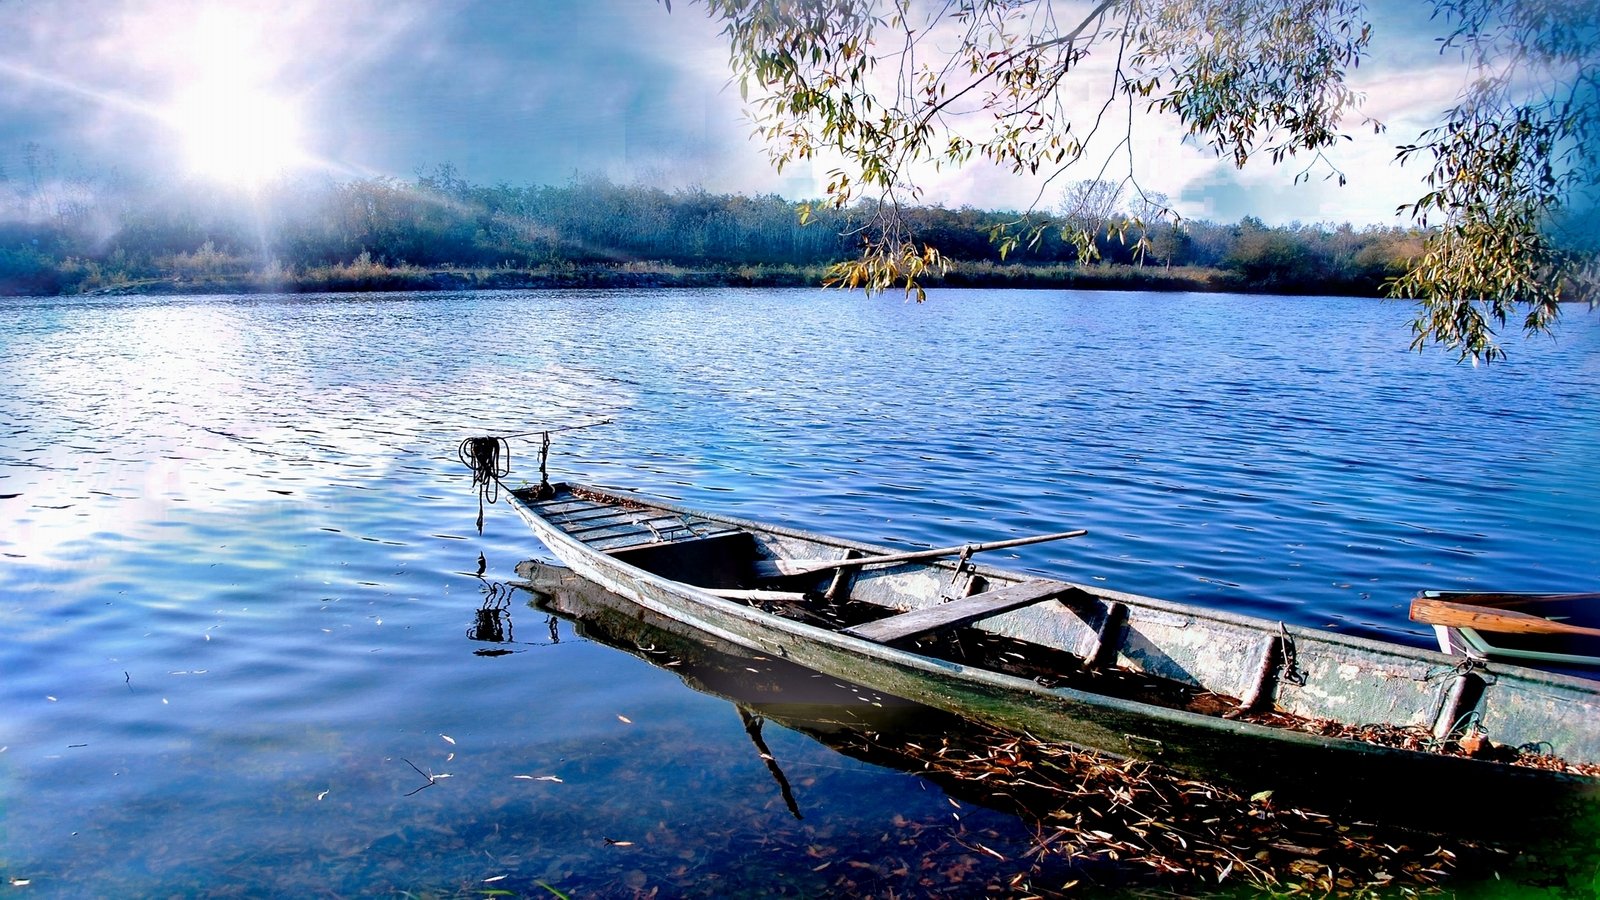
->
[[502, 482, 1600, 832]]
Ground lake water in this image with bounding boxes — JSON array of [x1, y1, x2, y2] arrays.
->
[[2, 287, 1598, 895]]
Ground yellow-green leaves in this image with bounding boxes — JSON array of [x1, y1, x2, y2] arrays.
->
[[1387, 0, 1599, 361], [825, 240, 949, 302]]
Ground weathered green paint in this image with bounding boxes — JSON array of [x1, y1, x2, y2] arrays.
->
[[504, 482, 1600, 833]]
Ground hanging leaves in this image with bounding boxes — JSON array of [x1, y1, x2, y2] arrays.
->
[[676, 0, 1596, 359]]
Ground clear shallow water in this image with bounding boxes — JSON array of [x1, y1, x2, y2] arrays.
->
[[1, 288, 1597, 895]]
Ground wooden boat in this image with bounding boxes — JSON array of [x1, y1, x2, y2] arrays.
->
[[1412, 590, 1600, 670], [513, 561, 1582, 879], [499, 481, 1600, 827]]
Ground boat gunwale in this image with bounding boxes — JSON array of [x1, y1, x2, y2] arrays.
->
[[501, 479, 1600, 782], [536, 482, 1600, 695]]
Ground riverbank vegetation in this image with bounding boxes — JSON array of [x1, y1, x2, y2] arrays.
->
[[1, 163, 1425, 298]]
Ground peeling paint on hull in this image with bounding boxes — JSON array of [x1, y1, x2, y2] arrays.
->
[[504, 482, 1600, 834]]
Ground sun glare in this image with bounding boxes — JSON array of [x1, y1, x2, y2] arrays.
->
[[158, 7, 311, 189], [170, 85, 305, 187]]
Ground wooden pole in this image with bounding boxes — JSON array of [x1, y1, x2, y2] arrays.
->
[[757, 529, 1087, 578]]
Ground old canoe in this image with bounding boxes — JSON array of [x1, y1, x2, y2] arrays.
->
[[499, 481, 1600, 826]]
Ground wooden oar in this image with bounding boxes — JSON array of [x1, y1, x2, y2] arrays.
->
[[755, 529, 1087, 578], [1409, 596, 1600, 638]]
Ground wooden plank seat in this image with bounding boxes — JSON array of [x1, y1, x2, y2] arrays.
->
[[525, 493, 741, 555], [565, 512, 703, 538], [592, 521, 742, 553], [525, 497, 611, 517], [841, 579, 1071, 644], [546, 506, 653, 528], [704, 588, 809, 602], [595, 522, 742, 550]]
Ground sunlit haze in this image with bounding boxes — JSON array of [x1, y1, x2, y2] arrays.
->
[[167, 86, 306, 187], [0, 0, 1472, 223], [158, 7, 310, 187]]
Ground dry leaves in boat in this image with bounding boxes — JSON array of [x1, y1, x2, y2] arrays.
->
[[833, 725, 1512, 896], [1244, 711, 1600, 777]]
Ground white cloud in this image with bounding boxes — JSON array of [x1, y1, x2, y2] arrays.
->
[[0, 0, 1483, 226]]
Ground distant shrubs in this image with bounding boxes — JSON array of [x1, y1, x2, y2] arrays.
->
[[297, 251, 425, 291], [0, 168, 1429, 298], [932, 262, 1244, 292], [0, 243, 64, 294]]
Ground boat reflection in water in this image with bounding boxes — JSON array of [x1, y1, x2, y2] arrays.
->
[[513, 559, 964, 778], [508, 560, 1587, 894]]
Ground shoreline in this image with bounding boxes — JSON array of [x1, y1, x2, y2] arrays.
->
[[58, 261, 1388, 299]]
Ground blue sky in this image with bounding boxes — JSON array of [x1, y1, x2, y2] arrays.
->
[[0, 0, 1489, 226]]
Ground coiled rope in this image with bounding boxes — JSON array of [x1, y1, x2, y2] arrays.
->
[[458, 436, 511, 534], [458, 419, 612, 533]]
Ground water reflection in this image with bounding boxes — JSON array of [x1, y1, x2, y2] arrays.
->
[[4, 288, 1598, 897], [464, 578, 574, 657], [467, 580, 515, 648], [737, 706, 805, 821]]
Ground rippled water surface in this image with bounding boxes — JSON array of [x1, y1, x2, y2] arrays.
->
[[2, 288, 1598, 895]]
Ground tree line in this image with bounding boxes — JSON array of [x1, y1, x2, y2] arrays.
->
[[0, 161, 1425, 297]]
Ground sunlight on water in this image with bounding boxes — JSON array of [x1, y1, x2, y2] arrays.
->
[[1, 288, 1597, 895]]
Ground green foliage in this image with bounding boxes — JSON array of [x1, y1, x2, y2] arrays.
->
[[1129, 0, 1372, 170], [0, 242, 63, 294], [1390, 0, 1599, 362], [683, 0, 1598, 361]]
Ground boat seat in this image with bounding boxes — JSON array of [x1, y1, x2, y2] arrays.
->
[[841, 579, 1071, 644], [605, 530, 755, 588], [590, 521, 742, 554]]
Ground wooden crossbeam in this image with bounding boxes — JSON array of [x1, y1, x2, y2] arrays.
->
[[754, 529, 1086, 579], [841, 579, 1070, 644]]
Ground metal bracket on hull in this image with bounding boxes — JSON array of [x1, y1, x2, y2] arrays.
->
[[823, 549, 861, 602]]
